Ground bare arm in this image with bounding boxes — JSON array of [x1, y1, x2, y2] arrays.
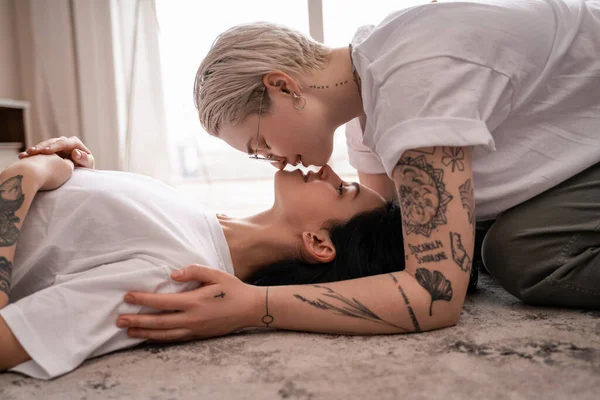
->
[[0, 316, 29, 371], [248, 269, 455, 335]]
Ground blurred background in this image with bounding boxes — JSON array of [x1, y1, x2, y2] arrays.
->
[[0, 0, 427, 216]]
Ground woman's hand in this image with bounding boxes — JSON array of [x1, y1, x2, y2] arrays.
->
[[117, 265, 264, 342], [14, 154, 75, 191], [18, 136, 95, 169]]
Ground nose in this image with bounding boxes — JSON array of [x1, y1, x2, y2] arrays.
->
[[320, 164, 340, 183], [306, 165, 341, 187], [269, 156, 287, 170]]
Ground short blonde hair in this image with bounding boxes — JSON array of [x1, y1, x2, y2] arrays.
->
[[194, 22, 329, 135]]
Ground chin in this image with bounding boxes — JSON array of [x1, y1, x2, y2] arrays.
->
[[273, 169, 304, 198]]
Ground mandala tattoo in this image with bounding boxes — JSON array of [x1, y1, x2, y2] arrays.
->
[[450, 232, 472, 273], [0, 256, 12, 295], [415, 268, 453, 316], [459, 178, 475, 226], [442, 147, 465, 172], [294, 284, 408, 331], [0, 175, 24, 247], [396, 156, 453, 237]]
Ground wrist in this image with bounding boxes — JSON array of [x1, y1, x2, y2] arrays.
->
[[1, 161, 42, 192], [243, 284, 270, 328]]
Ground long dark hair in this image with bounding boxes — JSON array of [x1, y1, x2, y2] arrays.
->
[[247, 202, 406, 286]]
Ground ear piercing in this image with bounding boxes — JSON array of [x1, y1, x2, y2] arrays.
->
[[292, 92, 306, 110]]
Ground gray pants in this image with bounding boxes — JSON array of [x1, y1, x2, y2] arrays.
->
[[479, 162, 600, 309]]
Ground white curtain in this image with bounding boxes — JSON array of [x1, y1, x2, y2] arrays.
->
[[112, 0, 172, 182], [12, 0, 171, 180], [13, 0, 81, 148]]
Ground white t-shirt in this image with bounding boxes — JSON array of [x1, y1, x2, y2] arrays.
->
[[347, 0, 600, 220], [0, 169, 234, 379]]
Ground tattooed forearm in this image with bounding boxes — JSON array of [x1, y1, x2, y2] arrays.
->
[[262, 287, 274, 327], [415, 268, 453, 316], [0, 256, 12, 296], [388, 274, 421, 332], [293, 285, 408, 331], [396, 156, 453, 237], [450, 232, 472, 273], [408, 240, 448, 264], [0, 175, 24, 247], [459, 178, 475, 226], [397, 285, 421, 333]]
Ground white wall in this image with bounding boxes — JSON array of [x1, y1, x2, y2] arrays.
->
[[0, 0, 22, 100]]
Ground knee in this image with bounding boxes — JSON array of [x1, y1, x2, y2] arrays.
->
[[481, 219, 549, 303]]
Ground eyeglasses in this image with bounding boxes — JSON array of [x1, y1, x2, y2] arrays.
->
[[249, 87, 278, 163]]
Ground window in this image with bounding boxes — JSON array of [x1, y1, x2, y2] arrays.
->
[[156, 0, 428, 216]]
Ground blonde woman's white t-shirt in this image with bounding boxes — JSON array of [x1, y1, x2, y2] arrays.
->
[[346, 0, 600, 220], [0, 169, 234, 379]]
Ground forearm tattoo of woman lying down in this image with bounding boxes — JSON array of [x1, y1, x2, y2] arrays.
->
[[0, 175, 25, 295]]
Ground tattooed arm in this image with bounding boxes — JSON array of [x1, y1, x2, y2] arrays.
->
[[0, 165, 40, 308], [390, 146, 475, 323], [0, 155, 74, 308]]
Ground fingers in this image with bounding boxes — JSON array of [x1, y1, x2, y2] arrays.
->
[[25, 136, 92, 157], [117, 311, 189, 330], [124, 291, 197, 311], [127, 328, 192, 342], [71, 148, 95, 169]]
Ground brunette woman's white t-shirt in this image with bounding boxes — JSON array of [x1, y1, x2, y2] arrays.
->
[[0, 169, 234, 379], [346, 0, 600, 220]]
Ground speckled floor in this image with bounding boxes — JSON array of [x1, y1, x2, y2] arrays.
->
[[1, 273, 599, 400]]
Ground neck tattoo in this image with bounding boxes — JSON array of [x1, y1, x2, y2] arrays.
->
[[307, 45, 364, 107], [348, 43, 363, 106]]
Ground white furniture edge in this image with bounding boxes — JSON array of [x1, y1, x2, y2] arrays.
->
[[0, 98, 30, 109]]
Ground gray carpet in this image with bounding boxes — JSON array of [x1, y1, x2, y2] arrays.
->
[[1, 273, 599, 400]]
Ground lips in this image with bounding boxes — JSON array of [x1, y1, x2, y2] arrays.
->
[[295, 169, 308, 182], [304, 166, 327, 183]]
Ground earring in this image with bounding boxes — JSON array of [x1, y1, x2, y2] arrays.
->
[[292, 92, 306, 110]]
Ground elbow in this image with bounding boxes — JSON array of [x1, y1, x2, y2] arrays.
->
[[426, 307, 462, 332], [446, 303, 464, 327], [448, 311, 462, 327]]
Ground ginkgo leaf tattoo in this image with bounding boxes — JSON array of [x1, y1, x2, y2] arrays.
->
[[415, 268, 453, 316]]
